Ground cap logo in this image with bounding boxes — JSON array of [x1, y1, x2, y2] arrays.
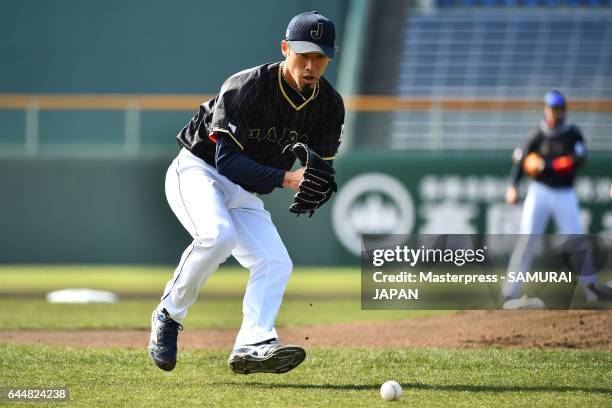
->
[[311, 23, 323, 40]]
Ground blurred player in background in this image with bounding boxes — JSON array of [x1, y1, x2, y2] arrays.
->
[[148, 11, 344, 373], [502, 90, 612, 308]]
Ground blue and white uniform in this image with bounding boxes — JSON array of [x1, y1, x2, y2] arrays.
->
[[160, 61, 344, 345]]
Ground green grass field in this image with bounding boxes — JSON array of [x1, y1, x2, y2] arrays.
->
[[1, 345, 610, 407], [1, 266, 611, 407], [0, 266, 438, 330], [0, 298, 444, 330], [0, 265, 360, 295]]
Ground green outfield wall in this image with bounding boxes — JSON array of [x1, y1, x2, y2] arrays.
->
[[2, 152, 610, 264], [1, 0, 347, 93]]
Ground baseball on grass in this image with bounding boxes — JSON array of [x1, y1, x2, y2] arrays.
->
[[380, 380, 403, 401]]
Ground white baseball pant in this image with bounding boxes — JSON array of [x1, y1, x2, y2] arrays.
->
[[502, 181, 596, 299], [158, 148, 292, 346]]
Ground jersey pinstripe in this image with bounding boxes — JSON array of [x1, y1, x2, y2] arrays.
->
[[177, 62, 344, 172]]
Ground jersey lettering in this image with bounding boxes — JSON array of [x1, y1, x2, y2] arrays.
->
[[248, 129, 261, 140], [266, 127, 277, 143], [176, 62, 344, 178]]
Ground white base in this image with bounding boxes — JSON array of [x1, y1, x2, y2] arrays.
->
[[46, 288, 118, 303]]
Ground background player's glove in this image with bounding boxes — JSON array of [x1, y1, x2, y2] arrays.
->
[[284, 143, 337, 217], [551, 155, 574, 174], [522, 152, 545, 177]]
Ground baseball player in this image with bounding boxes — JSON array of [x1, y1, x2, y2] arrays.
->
[[502, 90, 612, 308], [148, 11, 344, 373]]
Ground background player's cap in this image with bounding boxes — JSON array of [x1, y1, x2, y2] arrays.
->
[[544, 90, 566, 107], [285, 11, 335, 59]]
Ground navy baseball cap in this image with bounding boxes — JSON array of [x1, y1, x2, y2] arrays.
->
[[545, 90, 566, 107], [285, 11, 336, 59]]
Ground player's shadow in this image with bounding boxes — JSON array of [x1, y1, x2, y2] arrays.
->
[[221, 381, 612, 395]]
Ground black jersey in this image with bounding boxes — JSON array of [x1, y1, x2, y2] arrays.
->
[[177, 62, 344, 173], [511, 121, 586, 188]]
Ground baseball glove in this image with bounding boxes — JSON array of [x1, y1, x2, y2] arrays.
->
[[551, 155, 574, 174], [523, 152, 545, 177], [284, 143, 337, 217]]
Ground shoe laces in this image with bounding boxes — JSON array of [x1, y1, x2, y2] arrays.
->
[[251, 338, 280, 355], [162, 317, 183, 334], [157, 313, 183, 345], [233, 338, 279, 356]]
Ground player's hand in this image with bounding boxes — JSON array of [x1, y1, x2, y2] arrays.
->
[[505, 185, 519, 205], [282, 167, 305, 193]]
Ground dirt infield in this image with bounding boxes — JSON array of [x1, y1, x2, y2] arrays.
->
[[1, 310, 610, 349]]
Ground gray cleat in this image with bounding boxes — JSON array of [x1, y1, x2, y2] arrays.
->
[[228, 339, 306, 375]]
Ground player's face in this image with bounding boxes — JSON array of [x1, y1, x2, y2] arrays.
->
[[544, 105, 566, 127], [282, 41, 330, 92]]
